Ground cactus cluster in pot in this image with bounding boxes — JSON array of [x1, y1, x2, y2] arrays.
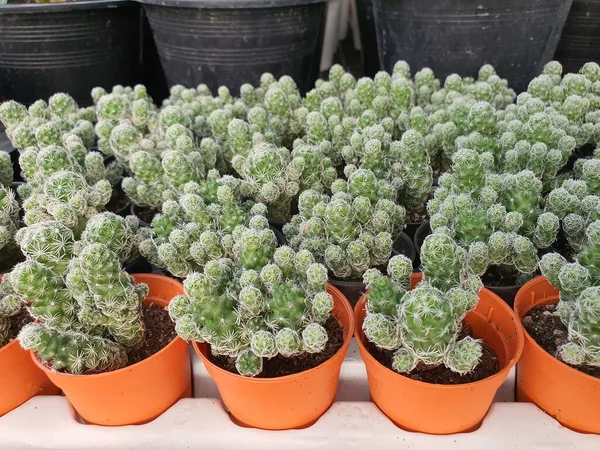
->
[[0, 214, 149, 374], [539, 220, 600, 368], [362, 233, 483, 375], [168, 228, 336, 377]]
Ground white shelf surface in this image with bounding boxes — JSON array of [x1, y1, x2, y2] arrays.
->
[[1, 339, 598, 450]]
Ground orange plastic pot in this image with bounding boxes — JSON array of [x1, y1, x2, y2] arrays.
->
[[514, 276, 600, 434], [31, 274, 192, 426], [193, 283, 354, 430], [0, 273, 60, 416], [355, 273, 524, 434]]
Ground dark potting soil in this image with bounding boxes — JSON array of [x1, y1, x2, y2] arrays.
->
[[126, 303, 177, 366], [210, 315, 344, 378], [364, 327, 499, 385], [106, 189, 130, 215], [523, 304, 600, 379], [9, 307, 33, 340], [135, 206, 159, 225], [0, 247, 25, 274], [481, 265, 520, 287]]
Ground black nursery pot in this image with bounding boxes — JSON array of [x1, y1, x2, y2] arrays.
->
[[554, 0, 600, 75], [0, 0, 142, 105], [371, 0, 573, 93], [330, 231, 416, 306], [140, 0, 327, 95]]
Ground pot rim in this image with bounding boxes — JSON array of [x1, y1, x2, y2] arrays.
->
[[515, 276, 600, 384], [30, 273, 185, 380], [354, 287, 524, 390], [138, 0, 326, 9], [193, 282, 354, 384], [0, 0, 137, 13]]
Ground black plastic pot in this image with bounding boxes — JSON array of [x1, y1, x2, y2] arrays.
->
[[0, 0, 142, 105], [403, 221, 423, 242], [392, 231, 417, 268], [372, 0, 573, 93], [270, 226, 287, 247], [413, 221, 431, 255], [354, 0, 380, 78], [123, 254, 152, 274], [554, 0, 600, 75], [140, 0, 327, 95], [484, 284, 522, 308]]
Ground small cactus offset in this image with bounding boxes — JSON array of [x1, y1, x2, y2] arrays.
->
[[539, 220, 600, 367], [0, 152, 13, 188], [363, 234, 482, 375], [168, 243, 335, 377], [0, 281, 23, 347]]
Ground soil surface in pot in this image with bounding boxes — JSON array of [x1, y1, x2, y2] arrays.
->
[[364, 326, 499, 385], [126, 303, 176, 366], [523, 304, 600, 379], [0, 247, 25, 274], [134, 206, 159, 225], [8, 307, 33, 342], [106, 190, 130, 215], [210, 316, 344, 378]]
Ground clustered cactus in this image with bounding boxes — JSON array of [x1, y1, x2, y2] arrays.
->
[[168, 233, 335, 377], [362, 233, 483, 374], [138, 178, 271, 278], [428, 149, 559, 283], [283, 169, 406, 280], [539, 220, 600, 367], [2, 216, 148, 373]]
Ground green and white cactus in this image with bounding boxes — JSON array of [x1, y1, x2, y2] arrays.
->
[[0, 187, 19, 255], [284, 176, 406, 280], [168, 241, 335, 377], [0, 281, 22, 348], [539, 220, 600, 367], [428, 149, 559, 281], [5, 237, 148, 374], [363, 233, 482, 375], [138, 179, 272, 278]]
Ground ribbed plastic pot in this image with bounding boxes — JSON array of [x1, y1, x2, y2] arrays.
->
[[0, 275, 60, 417], [354, 0, 380, 77], [193, 283, 354, 430], [332, 231, 416, 306], [0, 0, 142, 105], [31, 274, 192, 426], [371, 0, 573, 93], [514, 276, 600, 434], [140, 0, 327, 95], [355, 273, 524, 434], [554, 0, 600, 75]]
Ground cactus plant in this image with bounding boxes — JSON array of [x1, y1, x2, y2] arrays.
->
[[428, 149, 559, 283], [138, 179, 271, 278], [168, 237, 335, 377], [539, 220, 600, 367], [5, 238, 148, 374], [283, 173, 406, 280], [363, 233, 482, 375]]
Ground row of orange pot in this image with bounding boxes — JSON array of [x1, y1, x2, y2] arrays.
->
[[0, 273, 597, 435]]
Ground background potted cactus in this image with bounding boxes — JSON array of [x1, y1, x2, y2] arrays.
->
[[167, 221, 354, 430], [355, 233, 523, 434], [283, 167, 414, 305], [1, 218, 191, 425], [0, 1, 143, 105], [0, 155, 24, 273], [515, 219, 600, 434]]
